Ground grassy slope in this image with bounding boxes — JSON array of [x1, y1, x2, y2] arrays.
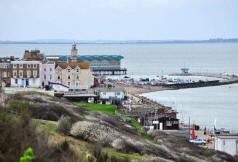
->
[[73, 103, 153, 141], [34, 119, 145, 161]]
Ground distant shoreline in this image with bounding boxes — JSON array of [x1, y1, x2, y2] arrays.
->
[[1, 39, 238, 44]]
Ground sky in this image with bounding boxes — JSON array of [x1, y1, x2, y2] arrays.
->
[[0, 0, 238, 41]]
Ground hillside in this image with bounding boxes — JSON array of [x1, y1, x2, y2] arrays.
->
[[0, 91, 237, 162]]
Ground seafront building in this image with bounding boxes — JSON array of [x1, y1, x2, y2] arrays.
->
[[55, 62, 93, 89], [0, 57, 13, 87], [46, 44, 127, 75], [10, 61, 42, 87], [40, 61, 55, 87], [215, 134, 238, 156]]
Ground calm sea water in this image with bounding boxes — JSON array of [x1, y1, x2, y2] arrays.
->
[[141, 84, 238, 131], [1, 43, 238, 130], [0, 43, 238, 75]]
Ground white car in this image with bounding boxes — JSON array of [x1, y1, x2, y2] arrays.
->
[[189, 138, 207, 145]]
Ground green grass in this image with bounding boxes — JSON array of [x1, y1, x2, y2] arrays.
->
[[103, 148, 143, 160], [73, 102, 153, 141], [33, 119, 58, 133], [73, 103, 117, 116]]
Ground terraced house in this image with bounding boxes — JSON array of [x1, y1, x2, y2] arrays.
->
[[0, 57, 12, 87], [10, 61, 41, 87], [55, 62, 94, 89]]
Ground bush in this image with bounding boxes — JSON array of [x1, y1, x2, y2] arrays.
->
[[57, 115, 72, 135], [20, 148, 35, 162]]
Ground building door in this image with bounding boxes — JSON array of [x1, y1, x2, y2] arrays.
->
[[22, 79, 24, 87], [26, 80, 29, 86]]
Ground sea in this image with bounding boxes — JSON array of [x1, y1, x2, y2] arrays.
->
[[1, 43, 238, 130]]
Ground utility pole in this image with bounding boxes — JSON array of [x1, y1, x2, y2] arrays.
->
[[188, 116, 190, 139]]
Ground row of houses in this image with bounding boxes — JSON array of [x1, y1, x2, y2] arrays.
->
[[0, 44, 127, 89]]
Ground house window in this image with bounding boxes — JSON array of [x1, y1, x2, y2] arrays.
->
[[27, 64, 31, 68], [19, 71, 23, 78], [33, 71, 37, 78], [3, 72, 7, 78], [50, 68, 52, 72], [223, 140, 225, 146], [236, 140, 238, 153], [68, 75, 70, 80], [75, 82, 80, 87], [13, 71, 17, 77], [58, 76, 61, 80], [68, 82, 70, 87], [44, 68, 46, 72], [68, 69, 70, 73], [19, 64, 23, 68], [76, 75, 79, 80], [76, 69, 79, 73], [116, 92, 120, 96], [27, 71, 31, 78], [50, 74, 52, 81], [44, 74, 46, 80], [33, 64, 37, 68], [13, 64, 17, 68], [15, 79, 18, 84]]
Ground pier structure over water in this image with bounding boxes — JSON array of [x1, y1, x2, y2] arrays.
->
[[46, 44, 127, 75]]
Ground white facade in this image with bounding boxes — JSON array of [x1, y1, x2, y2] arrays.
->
[[11, 78, 41, 87], [96, 87, 125, 100], [215, 135, 238, 156], [11, 61, 41, 88]]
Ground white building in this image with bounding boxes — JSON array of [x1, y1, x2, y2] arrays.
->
[[95, 87, 126, 104], [215, 135, 238, 156], [11, 61, 41, 87]]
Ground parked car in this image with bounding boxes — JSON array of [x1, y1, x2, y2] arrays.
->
[[189, 138, 207, 145]]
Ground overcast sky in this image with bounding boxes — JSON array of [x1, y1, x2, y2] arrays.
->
[[0, 0, 237, 41]]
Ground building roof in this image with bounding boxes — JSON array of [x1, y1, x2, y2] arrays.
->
[[95, 87, 125, 92], [59, 55, 124, 61], [56, 63, 90, 69], [216, 135, 238, 139]]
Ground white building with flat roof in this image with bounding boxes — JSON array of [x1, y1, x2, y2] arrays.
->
[[215, 135, 238, 156]]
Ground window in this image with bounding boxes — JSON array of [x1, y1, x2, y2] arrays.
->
[[76, 69, 79, 73], [13, 64, 17, 68], [44, 74, 46, 80], [33, 71, 37, 78], [19, 64, 23, 68], [50, 74, 52, 81], [15, 79, 18, 84], [68, 75, 70, 80], [68, 69, 70, 73], [58, 76, 61, 80], [223, 140, 225, 146], [44, 68, 46, 72], [75, 82, 80, 87], [116, 92, 120, 96], [19, 71, 23, 78], [76, 75, 79, 80], [33, 64, 37, 68], [27, 64, 31, 68], [3, 72, 7, 78], [236, 140, 238, 153], [27, 71, 31, 78], [13, 71, 17, 77], [50, 68, 52, 72], [68, 82, 70, 87]]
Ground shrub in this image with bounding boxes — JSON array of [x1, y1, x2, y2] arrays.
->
[[20, 148, 35, 162], [57, 115, 72, 135]]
